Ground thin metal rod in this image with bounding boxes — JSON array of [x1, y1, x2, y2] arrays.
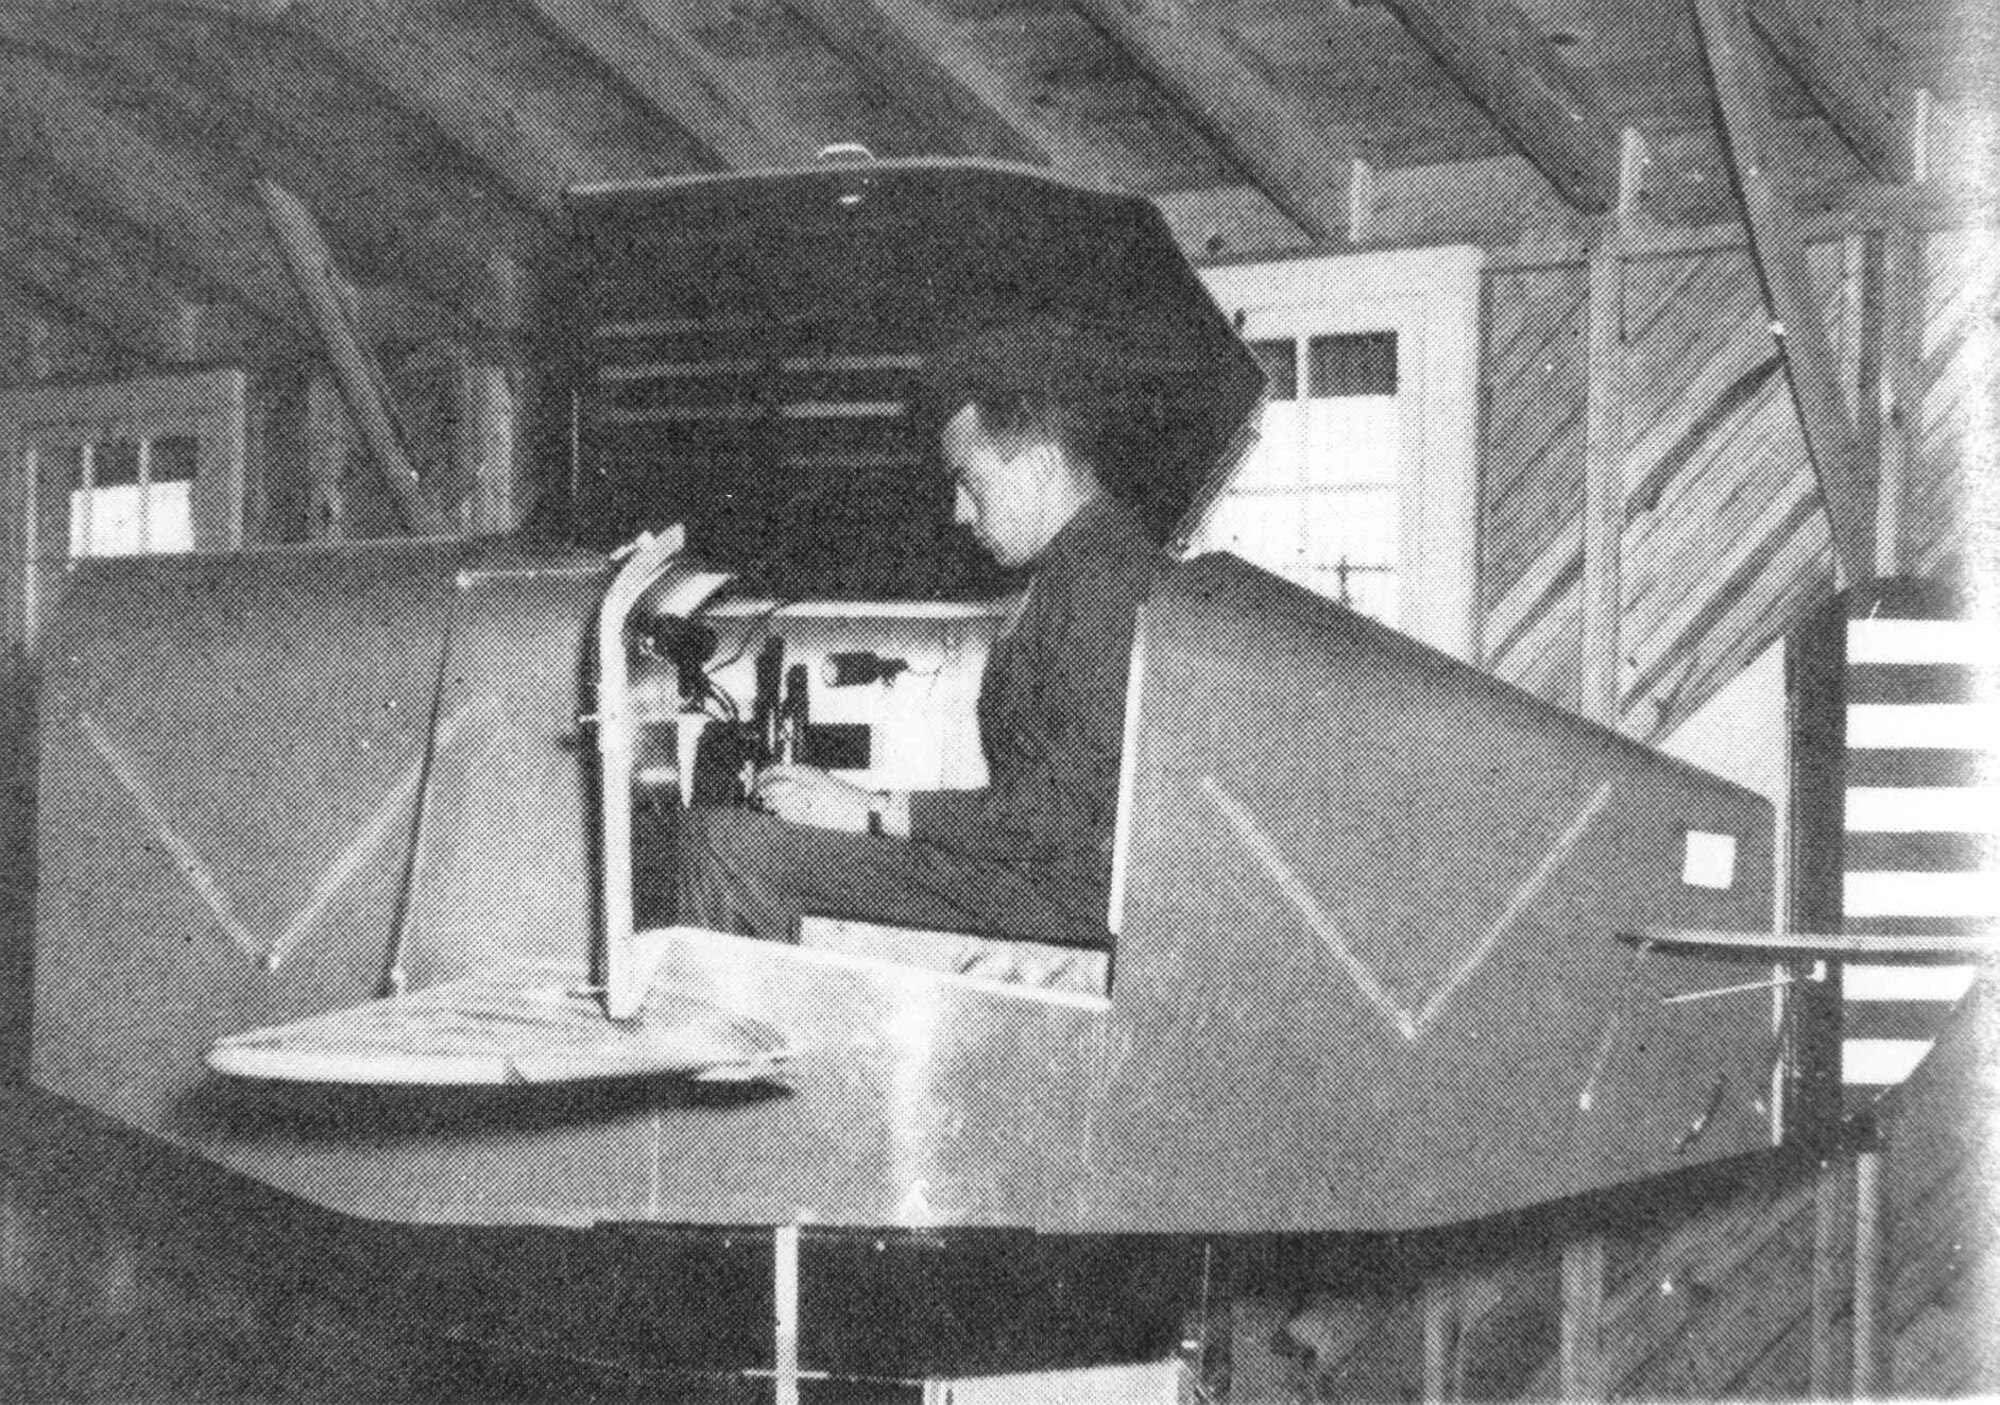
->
[[774, 1224, 801, 1405]]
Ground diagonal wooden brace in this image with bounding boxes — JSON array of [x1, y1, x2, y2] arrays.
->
[[1690, 0, 1876, 585]]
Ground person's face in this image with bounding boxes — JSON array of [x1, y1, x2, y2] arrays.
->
[[940, 404, 1065, 570]]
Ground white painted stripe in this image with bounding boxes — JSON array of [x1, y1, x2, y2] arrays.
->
[[1845, 703, 2000, 749], [1844, 787, 2000, 832], [1841, 1038, 1934, 1086], [1844, 963, 1978, 1002], [1844, 870, 2000, 917], [1847, 618, 2000, 667]]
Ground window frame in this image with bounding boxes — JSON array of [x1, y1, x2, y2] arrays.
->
[[0, 367, 247, 646], [1197, 246, 1485, 661]]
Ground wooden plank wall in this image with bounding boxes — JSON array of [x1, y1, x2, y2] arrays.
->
[[1477, 228, 1989, 741], [1911, 229, 1999, 579]]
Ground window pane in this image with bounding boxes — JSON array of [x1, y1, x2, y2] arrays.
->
[[1305, 485, 1399, 568], [1196, 492, 1303, 564], [1308, 331, 1397, 396], [150, 435, 199, 484], [1303, 395, 1399, 488], [69, 482, 195, 557], [95, 440, 142, 487], [1246, 338, 1298, 401]]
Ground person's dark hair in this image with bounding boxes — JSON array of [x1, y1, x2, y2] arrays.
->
[[965, 392, 1101, 474]]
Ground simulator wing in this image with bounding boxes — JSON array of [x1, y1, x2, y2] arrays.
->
[[205, 964, 793, 1085]]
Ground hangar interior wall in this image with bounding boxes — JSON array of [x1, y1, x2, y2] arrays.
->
[[1477, 227, 1989, 743]]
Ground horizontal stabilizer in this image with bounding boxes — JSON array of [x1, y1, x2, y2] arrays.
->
[[1632, 927, 1999, 960], [206, 969, 794, 1086]]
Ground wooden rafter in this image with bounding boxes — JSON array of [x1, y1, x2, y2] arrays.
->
[[0, 9, 519, 332], [1691, 0, 1875, 585], [1375, 0, 1620, 212], [527, 0, 799, 171], [128, 13, 535, 327], [0, 50, 290, 321], [0, 48, 445, 347], [274, 0, 627, 209], [805, 0, 1147, 189], [1, 0, 289, 15], [1074, 0, 1353, 239], [788, 0, 1051, 167], [0, 171, 260, 365], [1746, 0, 1919, 183]]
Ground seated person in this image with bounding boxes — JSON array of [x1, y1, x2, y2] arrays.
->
[[670, 382, 1165, 950]]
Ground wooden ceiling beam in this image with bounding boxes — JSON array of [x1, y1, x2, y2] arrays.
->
[[1691, 0, 1875, 585], [271, 0, 623, 208], [0, 207, 258, 366], [1374, 0, 1621, 212], [0, 0, 291, 17], [0, 287, 124, 381], [787, 0, 1051, 167], [128, 15, 538, 326], [803, 0, 1149, 189], [1074, 0, 1353, 240], [0, 49, 448, 348], [0, 10, 529, 331], [1746, 0, 1919, 183], [526, 0, 802, 170]]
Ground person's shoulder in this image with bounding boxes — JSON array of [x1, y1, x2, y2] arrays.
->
[[1041, 501, 1162, 617], [1065, 498, 1165, 568]]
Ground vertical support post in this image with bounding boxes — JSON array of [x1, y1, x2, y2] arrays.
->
[[1873, 226, 1921, 579], [101, 1219, 140, 1317], [304, 374, 350, 543], [1581, 249, 1628, 725], [161, 300, 203, 366], [774, 1223, 801, 1405], [1807, 1151, 1854, 1395], [1852, 1141, 1887, 1398], [1837, 231, 1879, 435], [1581, 129, 1649, 728], [454, 359, 518, 534], [1348, 157, 1377, 244], [1783, 591, 1848, 1143], [19, 310, 54, 384], [1909, 89, 1934, 183], [1419, 1273, 1461, 1401], [1558, 1231, 1607, 1401], [0, 1177, 28, 1296], [1566, 134, 1645, 1399]]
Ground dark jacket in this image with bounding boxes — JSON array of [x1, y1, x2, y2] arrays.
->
[[908, 496, 1165, 898]]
